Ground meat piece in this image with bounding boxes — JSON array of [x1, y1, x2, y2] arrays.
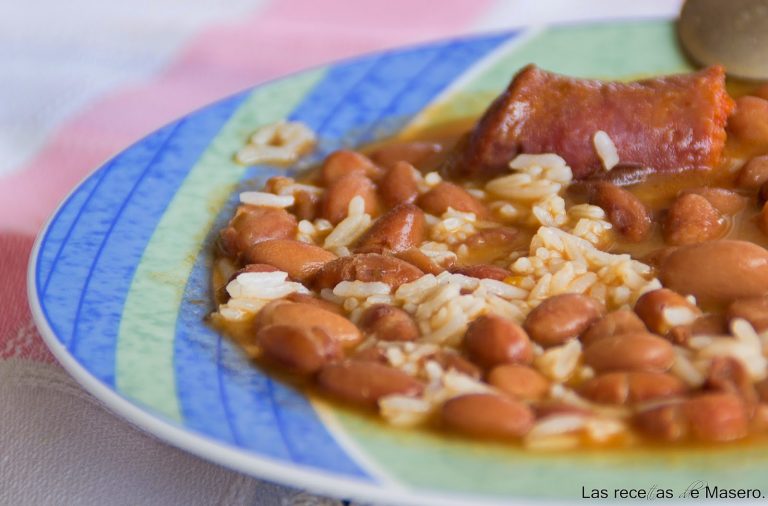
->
[[445, 65, 733, 180]]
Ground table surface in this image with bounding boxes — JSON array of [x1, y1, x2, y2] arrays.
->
[[1, 1, 681, 504]]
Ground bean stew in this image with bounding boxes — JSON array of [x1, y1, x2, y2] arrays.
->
[[210, 65, 768, 450]]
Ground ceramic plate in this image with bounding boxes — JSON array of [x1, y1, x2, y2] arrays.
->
[[28, 19, 768, 505]]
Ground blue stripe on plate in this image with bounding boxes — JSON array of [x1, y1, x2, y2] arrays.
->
[[39, 92, 249, 386], [173, 32, 513, 478], [38, 169, 108, 295], [173, 49, 387, 474], [39, 124, 177, 349]]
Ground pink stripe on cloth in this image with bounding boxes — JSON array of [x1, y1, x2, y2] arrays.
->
[[0, 232, 56, 363], [0, 0, 493, 235]]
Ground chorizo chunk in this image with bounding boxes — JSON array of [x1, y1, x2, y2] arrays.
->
[[445, 65, 733, 179]]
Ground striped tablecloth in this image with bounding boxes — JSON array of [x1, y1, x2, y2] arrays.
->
[[0, 1, 680, 504]]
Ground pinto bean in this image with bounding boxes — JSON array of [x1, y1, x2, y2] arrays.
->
[[262, 177, 318, 219], [728, 96, 768, 146], [705, 357, 758, 406], [285, 293, 343, 314], [219, 205, 297, 258], [257, 325, 341, 375], [256, 301, 361, 348], [589, 181, 651, 242], [642, 246, 677, 268], [534, 402, 592, 419], [292, 190, 319, 221], [757, 379, 768, 403], [694, 313, 728, 335], [752, 404, 768, 432], [464, 315, 533, 368], [667, 313, 724, 345], [659, 240, 768, 306], [727, 295, 768, 332], [738, 155, 768, 190], [229, 263, 280, 281], [320, 150, 381, 184], [462, 227, 526, 265], [450, 264, 511, 281], [759, 202, 768, 236], [759, 181, 768, 206], [312, 253, 423, 290], [359, 304, 418, 341], [317, 361, 424, 407], [634, 402, 687, 441], [394, 247, 447, 274], [441, 393, 534, 438], [378, 161, 419, 207], [351, 346, 387, 364], [581, 310, 647, 346], [369, 141, 442, 170], [755, 84, 768, 101], [418, 182, 490, 219], [680, 187, 747, 215], [463, 226, 521, 249], [579, 372, 686, 405], [662, 193, 726, 246], [247, 239, 336, 282], [583, 332, 675, 372], [523, 293, 605, 347], [634, 288, 702, 336], [684, 393, 749, 442], [429, 351, 481, 379], [262, 176, 292, 194], [664, 325, 691, 346], [321, 172, 381, 224], [488, 364, 549, 401], [355, 203, 425, 253]]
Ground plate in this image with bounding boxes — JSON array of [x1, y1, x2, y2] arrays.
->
[[28, 19, 768, 505]]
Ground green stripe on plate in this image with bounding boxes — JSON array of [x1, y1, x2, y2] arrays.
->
[[329, 413, 768, 498], [409, 20, 691, 130], [116, 69, 325, 421]]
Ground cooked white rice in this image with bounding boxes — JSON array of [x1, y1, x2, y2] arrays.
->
[[418, 241, 458, 266], [296, 218, 333, 244], [524, 412, 627, 450], [534, 339, 582, 381], [508, 226, 659, 308], [423, 171, 443, 187], [239, 191, 295, 208], [333, 280, 390, 298], [686, 318, 767, 380], [323, 196, 372, 252], [235, 120, 316, 165], [593, 130, 620, 171], [485, 153, 573, 228], [670, 345, 707, 387], [393, 271, 528, 345], [215, 271, 309, 321], [429, 208, 480, 245], [662, 306, 699, 327]]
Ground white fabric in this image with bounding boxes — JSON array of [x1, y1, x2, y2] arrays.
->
[[0, 359, 334, 506], [0, 0, 266, 177], [472, 0, 681, 31]]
